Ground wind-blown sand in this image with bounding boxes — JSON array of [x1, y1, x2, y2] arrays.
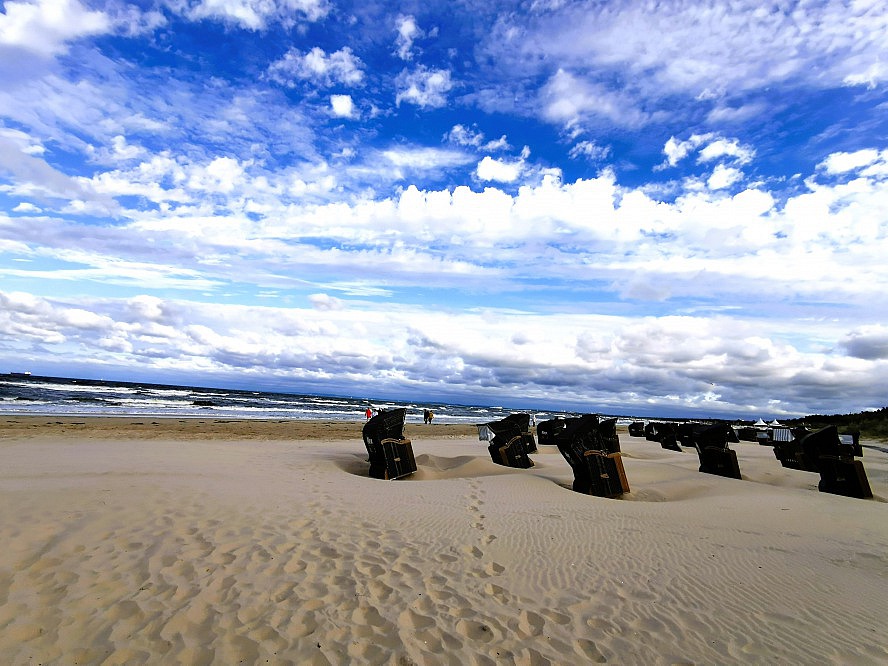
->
[[1, 418, 886, 664]]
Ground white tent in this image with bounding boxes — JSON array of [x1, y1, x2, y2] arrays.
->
[[754, 418, 767, 427], [769, 420, 783, 427]]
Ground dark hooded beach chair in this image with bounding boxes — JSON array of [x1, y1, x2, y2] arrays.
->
[[537, 417, 567, 445], [477, 415, 534, 468], [647, 421, 682, 452], [362, 408, 416, 480], [500, 412, 538, 453], [627, 421, 646, 437], [772, 427, 819, 471], [598, 417, 621, 454], [692, 423, 742, 479], [552, 414, 629, 498], [798, 426, 872, 499]]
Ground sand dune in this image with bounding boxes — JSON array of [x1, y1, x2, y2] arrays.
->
[[1, 424, 886, 664]]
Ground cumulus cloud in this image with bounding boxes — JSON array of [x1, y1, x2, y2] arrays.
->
[[707, 164, 743, 190], [661, 134, 754, 170], [476, 156, 522, 183], [446, 124, 484, 147], [841, 325, 888, 360], [0, 0, 111, 57], [2, 289, 885, 416], [820, 149, 882, 175], [330, 94, 356, 118], [395, 66, 453, 108], [266, 46, 364, 87]]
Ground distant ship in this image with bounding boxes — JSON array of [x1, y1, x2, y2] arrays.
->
[[9, 371, 32, 377]]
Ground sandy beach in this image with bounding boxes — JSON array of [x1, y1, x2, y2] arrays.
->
[[1, 418, 886, 664]]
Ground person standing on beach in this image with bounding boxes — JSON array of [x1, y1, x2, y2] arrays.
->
[[365, 407, 373, 420]]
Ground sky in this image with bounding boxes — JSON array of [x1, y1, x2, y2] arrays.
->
[[1, 0, 887, 418]]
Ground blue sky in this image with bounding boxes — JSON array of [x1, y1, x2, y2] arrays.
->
[[1, 0, 887, 418]]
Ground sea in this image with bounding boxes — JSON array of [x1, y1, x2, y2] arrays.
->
[[0, 374, 584, 425]]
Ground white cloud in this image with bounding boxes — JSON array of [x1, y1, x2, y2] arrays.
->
[[820, 149, 882, 175], [330, 94, 356, 118], [395, 66, 453, 108], [0, 0, 111, 57], [446, 124, 484, 147], [394, 15, 423, 60], [569, 140, 610, 161], [698, 138, 755, 165], [267, 46, 364, 87], [184, 0, 330, 30], [541, 69, 648, 129], [499, 0, 888, 99], [2, 289, 885, 416], [309, 293, 343, 310], [380, 146, 471, 171], [661, 134, 754, 170], [707, 164, 743, 190], [476, 156, 522, 183]]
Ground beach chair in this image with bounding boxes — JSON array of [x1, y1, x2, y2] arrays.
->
[[799, 426, 872, 499], [477, 416, 534, 469], [552, 414, 629, 498], [692, 423, 742, 479], [500, 412, 538, 453], [598, 417, 621, 454], [772, 427, 818, 472], [627, 421, 646, 437], [649, 422, 682, 452], [537, 418, 566, 445], [362, 408, 416, 480]]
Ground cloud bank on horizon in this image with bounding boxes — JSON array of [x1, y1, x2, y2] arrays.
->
[[1, 0, 887, 417]]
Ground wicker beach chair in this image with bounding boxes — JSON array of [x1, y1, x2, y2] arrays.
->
[[477, 415, 534, 468], [649, 422, 682, 452], [500, 412, 538, 453], [627, 421, 646, 437], [692, 423, 742, 479], [552, 414, 629, 498], [799, 426, 872, 499], [362, 408, 416, 480]]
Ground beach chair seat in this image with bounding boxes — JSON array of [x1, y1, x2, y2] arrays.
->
[[816, 456, 872, 499], [478, 415, 534, 468], [796, 426, 872, 499], [362, 408, 416, 480], [553, 414, 629, 498], [488, 436, 534, 469], [500, 413, 538, 453], [651, 422, 681, 451], [627, 421, 646, 437], [598, 417, 621, 454], [537, 418, 566, 445], [572, 451, 628, 498], [692, 424, 742, 479]]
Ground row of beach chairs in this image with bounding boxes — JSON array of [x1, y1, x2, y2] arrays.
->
[[361, 410, 873, 500], [634, 420, 872, 499]]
